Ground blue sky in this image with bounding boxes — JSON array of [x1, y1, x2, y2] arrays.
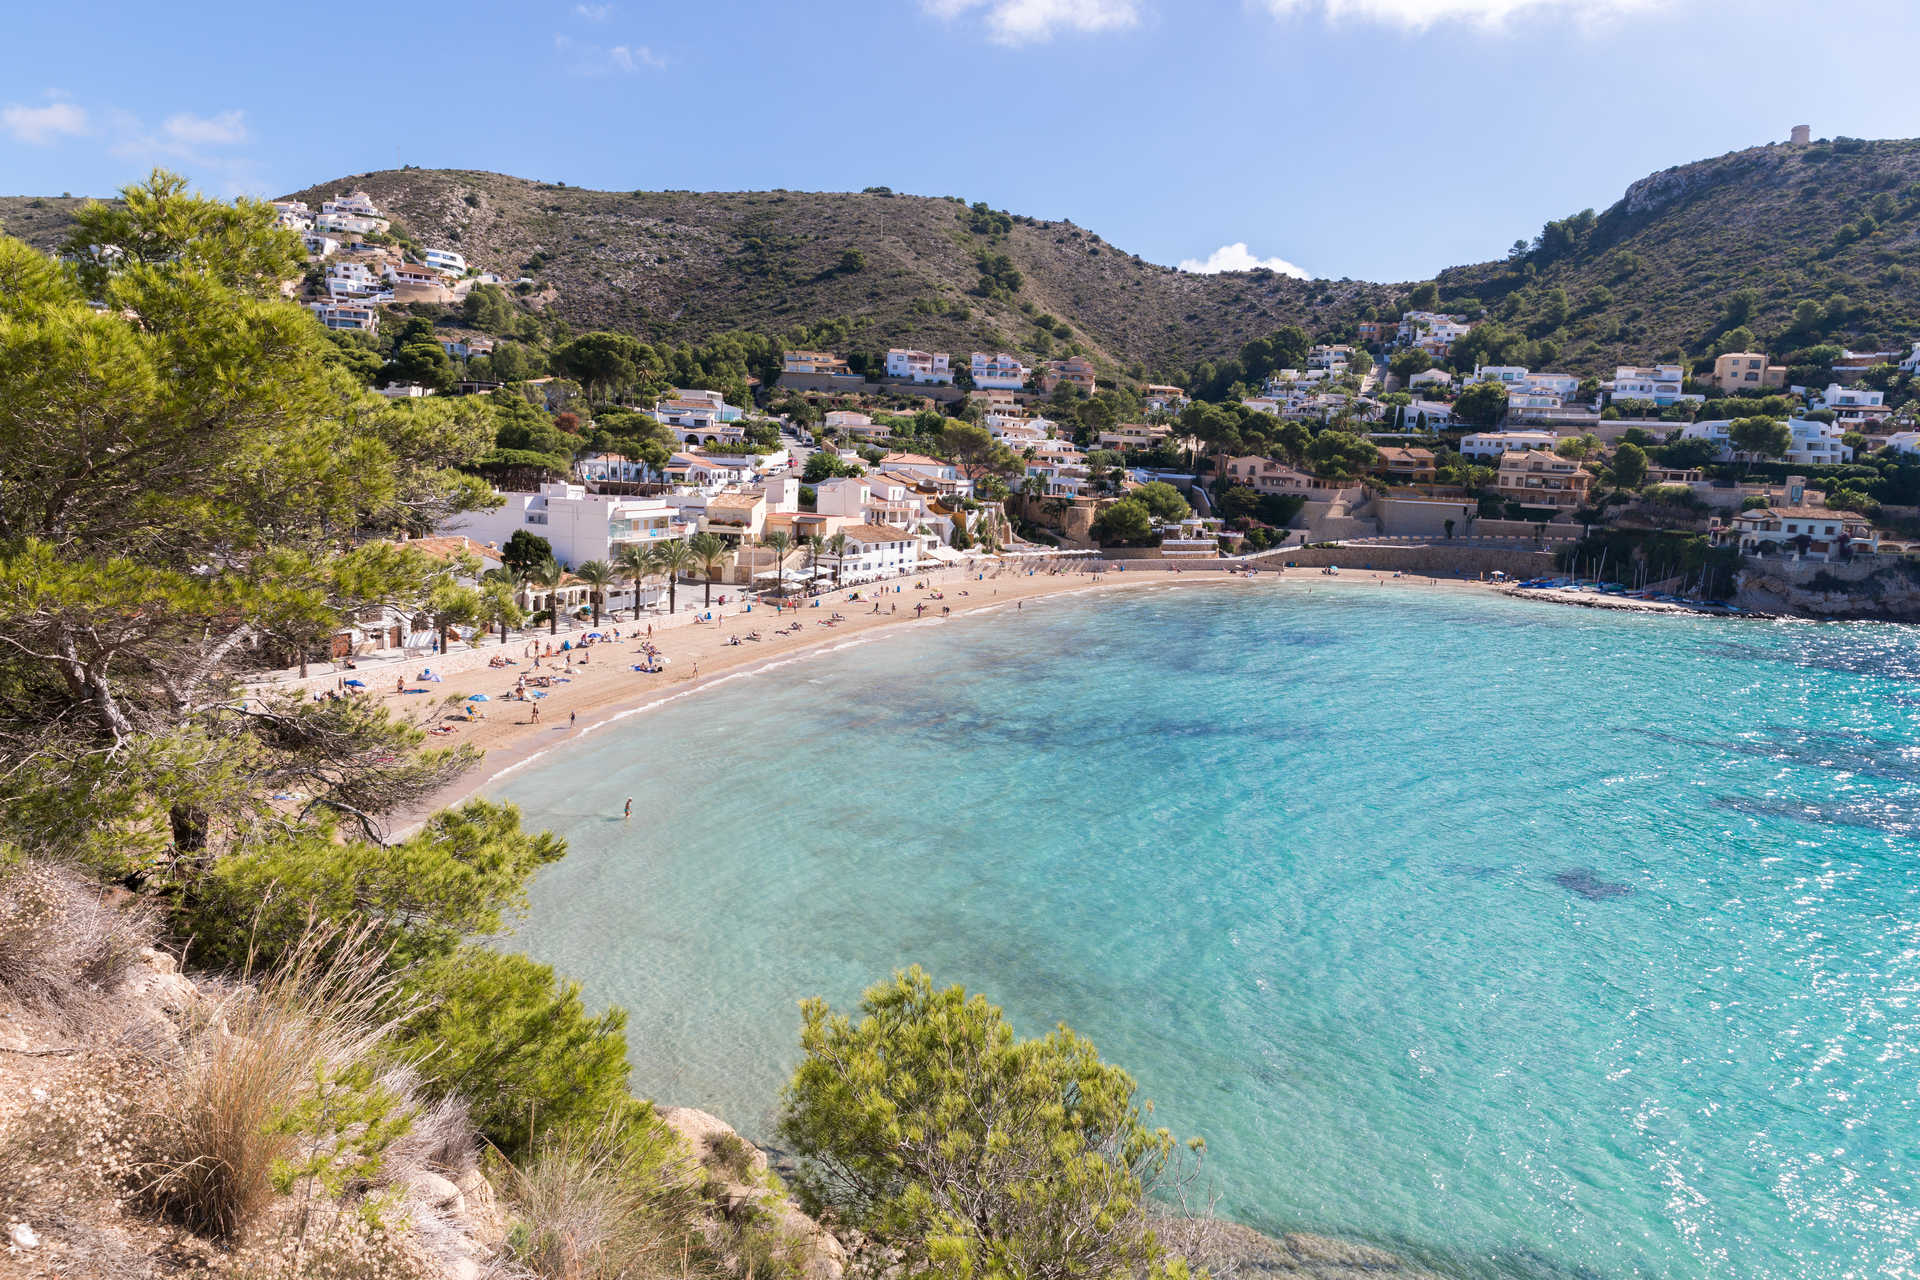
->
[[5, 0, 1919, 282]]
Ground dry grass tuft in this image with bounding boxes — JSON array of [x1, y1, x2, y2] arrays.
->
[[0, 858, 155, 1010], [495, 1111, 714, 1280], [130, 925, 405, 1242]]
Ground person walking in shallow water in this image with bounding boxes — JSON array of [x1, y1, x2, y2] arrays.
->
[[624, 797, 632, 819]]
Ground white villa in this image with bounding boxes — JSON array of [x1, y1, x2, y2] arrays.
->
[[1714, 506, 1878, 562], [970, 352, 1029, 391], [1460, 429, 1559, 458], [885, 349, 953, 384], [654, 390, 747, 444], [1610, 365, 1701, 408], [310, 299, 378, 333], [1816, 383, 1891, 430], [423, 248, 468, 276], [1680, 418, 1852, 466], [439, 482, 682, 569], [826, 524, 922, 582]]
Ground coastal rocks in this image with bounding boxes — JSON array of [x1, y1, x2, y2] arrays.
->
[[659, 1105, 770, 1179], [1186, 1220, 1445, 1278], [1736, 561, 1920, 621], [659, 1106, 845, 1280]]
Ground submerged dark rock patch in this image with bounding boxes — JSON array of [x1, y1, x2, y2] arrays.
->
[[1552, 867, 1634, 900]]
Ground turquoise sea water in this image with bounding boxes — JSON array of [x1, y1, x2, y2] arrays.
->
[[492, 583, 1920, 1280]]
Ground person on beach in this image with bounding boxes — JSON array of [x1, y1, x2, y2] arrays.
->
[[570, 710, 577, 728], [624, 797, 632, 819], [529, 704, 540, 723]]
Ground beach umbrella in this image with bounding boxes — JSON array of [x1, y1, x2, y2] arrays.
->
[[343, 679, 366, 688], [466, 693, 490, 702]]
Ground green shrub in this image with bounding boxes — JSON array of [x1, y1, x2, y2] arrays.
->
[[396, 946, 635, 1156], [780, 967, 1197, 1280], [181, 801, 564, 971]]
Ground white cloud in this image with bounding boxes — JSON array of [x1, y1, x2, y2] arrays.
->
[[609, 43, 665, 70], [161, 110, 248, 147], [922, 0, 1140, 44], [1178, 243, 1310, 278], [2, 99, 89, 146], [556, 33, 663, 74], [1259, 0, 1666, 30], [574, 2, 614, 18]]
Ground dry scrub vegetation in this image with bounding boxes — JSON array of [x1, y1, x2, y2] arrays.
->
[[0, 859, 818, 1280]]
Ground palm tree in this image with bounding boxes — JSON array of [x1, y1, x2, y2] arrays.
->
[[688, 532, 731, 608], [825, 531, 850, 589], [762, 530, 793, 592], [477, 576, 524, 644], [573, 560, 616, 626], [653, 539, 696, 615], [614, 543, 654, 619], [525, 557, 566, 634], [804, 534, 825, 586]]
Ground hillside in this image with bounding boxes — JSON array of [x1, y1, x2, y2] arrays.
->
[[278, 169, 1394, 380], [7, 137, 1920, 380], [1432, 136, 1920, 370]]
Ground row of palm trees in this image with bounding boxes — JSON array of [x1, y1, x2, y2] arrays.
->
[[510, 531, 752, 633], [504, 523, 902, 637]]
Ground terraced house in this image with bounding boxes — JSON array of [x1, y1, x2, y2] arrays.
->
[[1494, 450, 1593, 510]]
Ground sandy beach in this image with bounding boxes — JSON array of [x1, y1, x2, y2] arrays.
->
[[289, 560, 1498, 835]]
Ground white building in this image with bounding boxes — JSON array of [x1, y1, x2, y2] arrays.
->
[[322, 191, 381, 218], [1880, 431, 1920, 456], [984, 409, 1054, 447], [876, 452, 966, 490], [665, 451, 755, 489], [1818, 383, 1890, 429], [970, 352, 1029, 391], [1681, 418, 1853, 466], [654, 391, 747, 444], [326, 261, 384, 296], [826, 523, 922, 581], [423, 248, 468, 277], [313, 211, 386, 237], [1401, 399, 1457, 430], [1610, 365, 1698, 408], [1142, 384, 1189, 414], [302, 233, 340, 258], [310, 299, 379, 333], [439, 483, 682, 569], [439, 335, 495, 359], [575, 453, 658, 485], [1900, 343, 1920, 374], [1399, 311, 1472, 354], [1307, 344, 1355, 371], [814, 476, 949, 543], [384, 262, 442, 288], [1460, 429, 1559, 458], [885, 349, 953, 384], [1406, 368, 1455, 391], [1518, 373, 1581, 398], [1472, 365, 1531, 385]]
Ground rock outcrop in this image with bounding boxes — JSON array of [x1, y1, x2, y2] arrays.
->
[[658, 1106, 846, 1280], [1736, 559, 1920, 620]]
